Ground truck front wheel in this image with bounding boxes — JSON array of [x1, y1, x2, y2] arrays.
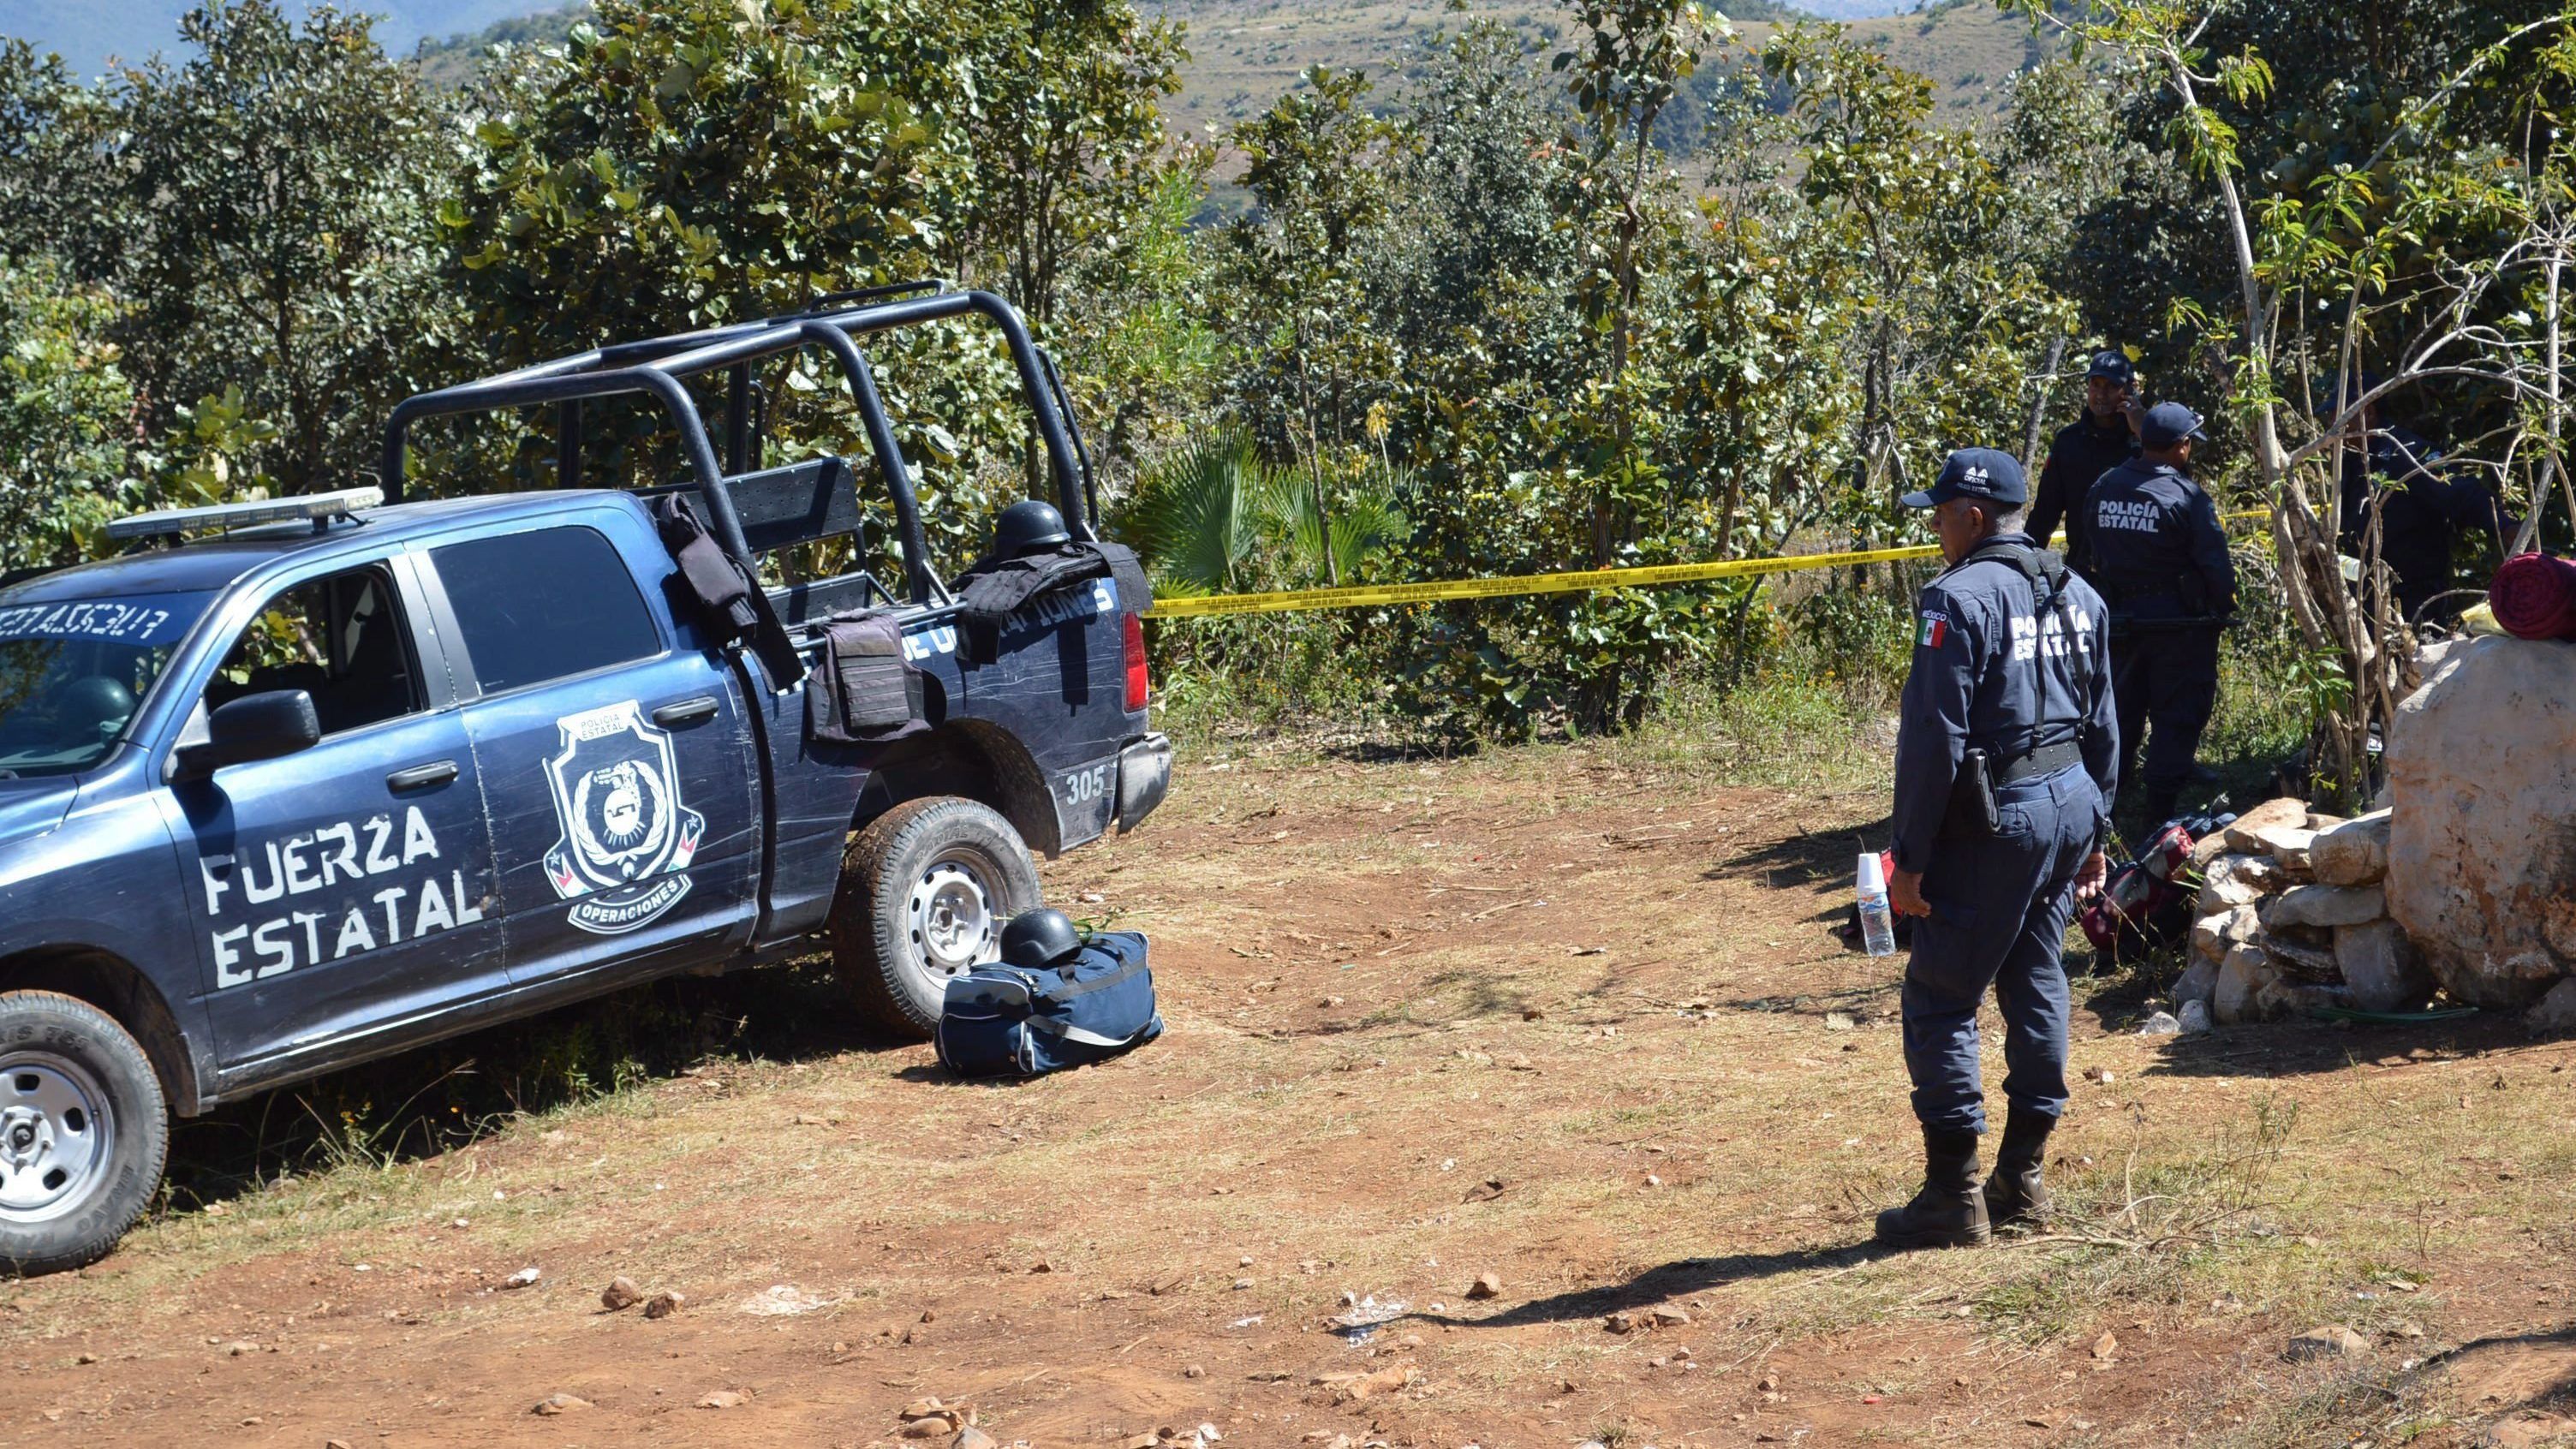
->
[[832, 797, 1043, 1038], [0, 991, 169, 1276]]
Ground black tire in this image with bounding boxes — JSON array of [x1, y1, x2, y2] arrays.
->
[[831, 797, 1042, 1038], [0, 991, 169, 1276]]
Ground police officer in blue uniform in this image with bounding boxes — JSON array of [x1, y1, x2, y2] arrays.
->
[[1879, 448, 2117, 1250], [2085, 402, 2235, 827], [2027, 350, 2142, 575], [2331, 391, 2513, 623]]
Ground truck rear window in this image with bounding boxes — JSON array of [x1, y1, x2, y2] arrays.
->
[[429, 528, 661, 695]]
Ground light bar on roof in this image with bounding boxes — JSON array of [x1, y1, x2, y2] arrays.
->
[[106, 487, 385, 543]]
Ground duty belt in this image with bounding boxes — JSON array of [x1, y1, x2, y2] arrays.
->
[[1996, 739, 2084, 786]]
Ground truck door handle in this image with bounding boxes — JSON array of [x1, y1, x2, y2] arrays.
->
[[653, 696, 719, 727], [385, 760, 460, 791]]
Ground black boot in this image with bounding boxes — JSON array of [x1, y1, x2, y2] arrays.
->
[[1980, 1107, 2055, 1229], [1874, 1127, 1989, 1249]]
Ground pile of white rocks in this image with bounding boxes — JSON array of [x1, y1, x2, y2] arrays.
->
[[2172, 796, 2430, 1027]]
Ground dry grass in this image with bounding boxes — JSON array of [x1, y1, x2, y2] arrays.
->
[[4, 724, 2570, 1445]]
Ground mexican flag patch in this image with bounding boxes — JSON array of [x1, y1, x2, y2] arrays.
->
[[1917, 611, 1949, 648]]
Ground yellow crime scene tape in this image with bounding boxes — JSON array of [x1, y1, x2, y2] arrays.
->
[[1144, 512, 2269, 620]]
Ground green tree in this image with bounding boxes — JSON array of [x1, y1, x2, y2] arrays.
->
[[0, 259, 135, 570], [2010, 0, 2576, 799], [1219, 66, 1400, 585], [953, 0, 1200, 500], [447, 0, 966, 366], [93, 2, 456, 495], [1556, 0, 1718, 566]]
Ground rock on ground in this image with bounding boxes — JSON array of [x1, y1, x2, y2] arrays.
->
[[2222, 797, 2311, 852], [2386, 634, 2576, 1007], [2214, 943, 2276, 1025], [2173, 955, 2219, 1006], [2191, 905, 2261, 958], [2311, 811, 2392, 887], [2528, 977, 2576, 1035], [2263, 885, 2386, 931], [2336, 921, 2432, 1013], [2197, 854, 2283, 915], [2244, 824, 2317, 872], [2283, 1325, 2370, 1362]]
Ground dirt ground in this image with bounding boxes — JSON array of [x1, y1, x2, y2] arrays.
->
[[6, 736, 2575, 1448]]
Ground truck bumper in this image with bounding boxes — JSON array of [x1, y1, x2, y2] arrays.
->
[[1114, 733, 1172, 834]]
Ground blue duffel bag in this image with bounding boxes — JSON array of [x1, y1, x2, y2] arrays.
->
[[935, 930, 1163, 1078]]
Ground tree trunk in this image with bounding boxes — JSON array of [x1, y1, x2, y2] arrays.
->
[[2022, 337, 2068, 472]]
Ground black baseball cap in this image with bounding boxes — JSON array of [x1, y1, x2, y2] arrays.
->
[[2086, 349, 2135, 386], [2140, 401, 2209, 449], [1902, 448, 2028, 510]]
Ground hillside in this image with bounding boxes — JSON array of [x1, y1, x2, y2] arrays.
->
[[4, 0, 2028, 138], [1151, 0, 2043, 140]]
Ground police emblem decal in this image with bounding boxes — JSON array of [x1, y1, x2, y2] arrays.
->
[[541, 701, 707, 934]]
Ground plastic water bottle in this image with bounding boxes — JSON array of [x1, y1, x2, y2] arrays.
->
[[1856, 851, 1898, 958]]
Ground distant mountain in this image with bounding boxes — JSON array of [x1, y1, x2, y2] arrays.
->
[[0, 0, 567, 79]]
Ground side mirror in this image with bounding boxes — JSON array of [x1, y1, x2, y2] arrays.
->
[[175, 690, 321, 780]]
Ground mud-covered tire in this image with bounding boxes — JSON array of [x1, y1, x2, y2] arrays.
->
[[0, 991, 168, 1277], [831, 797, 1042, 1038]]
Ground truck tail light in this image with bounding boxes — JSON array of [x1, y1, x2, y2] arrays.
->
[[1122, 611, 1150, 712]]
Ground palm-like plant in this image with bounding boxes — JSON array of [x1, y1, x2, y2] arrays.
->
[[1121, 431, 1410, 594], [1121, 430, 1270, 595]]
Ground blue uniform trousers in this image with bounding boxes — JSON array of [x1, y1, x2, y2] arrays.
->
[[1901, 764, 2101, 1134], [2109, 626, 2220, 802]]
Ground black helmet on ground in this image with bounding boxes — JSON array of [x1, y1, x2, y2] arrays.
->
[[999, 907, 1082, 967], [994, 498, 1071, 558]]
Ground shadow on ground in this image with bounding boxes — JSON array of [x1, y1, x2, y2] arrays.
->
[[161, 957, 891, 1209], [1707, 814, 1893, 891], [2126, 1011, 2527, 1080], [1411, 1243, 1891, 1329]]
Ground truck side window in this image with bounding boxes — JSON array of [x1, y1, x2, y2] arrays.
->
[[211, 567, 418, 736], [430, 527, 660, 695]]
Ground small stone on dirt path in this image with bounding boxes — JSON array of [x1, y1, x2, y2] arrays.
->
[[696, 1389, 748, 1409], [1467, 1273, 1502, 1299], [601, 1277, 641, 1311], [643, 1291, 686, 1320], [1651, 1305, 1690, 1327], [2091, 1330, 2118, 1359], [533, 1392, 592, 1416], [2285, 1325, 2370, 1361], [954, 1428, 999, 1449], [503, 1267, 540, 1289]]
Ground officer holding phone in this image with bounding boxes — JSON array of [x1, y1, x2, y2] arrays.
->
[[2028, 350, 2143, 575], [1880, 448, 2118, 1250]]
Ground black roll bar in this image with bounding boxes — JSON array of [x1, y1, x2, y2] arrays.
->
[[378, 288, 1094, 605], [383, 366, 748, 558]]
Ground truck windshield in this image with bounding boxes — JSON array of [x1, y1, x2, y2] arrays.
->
[[0, 591, 212, 777]]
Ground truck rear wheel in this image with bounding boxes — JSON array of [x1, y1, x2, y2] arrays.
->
[[0, 991, 168, 1276], [832, 797, 1042, 1038]]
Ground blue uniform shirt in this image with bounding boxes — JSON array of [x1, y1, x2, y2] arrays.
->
[[2084, 459, 2236, 623], [1891, 533, 2119, 875]]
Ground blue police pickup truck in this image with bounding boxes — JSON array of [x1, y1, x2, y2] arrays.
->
[[0, 286, 1168, 1273]]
